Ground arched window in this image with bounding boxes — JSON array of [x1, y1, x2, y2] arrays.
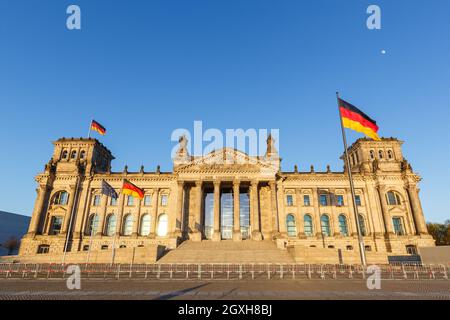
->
[[53, 191, 69, 205], [358, 214, 367, 236], [105, 214, 116, 236], [70, 150, 77, 159], [61, 150, 68, 160], [304, 214, 313, 236], [286, 214, 297, 237], [378, 150, 384, 159], [338, 214, 348, 236], [80, 150, 86, 160], [140, 214, 151, 236], [321, 215, 331, 237], [122, 214, 133, 236], [87, 214, 100, 235], [157, 213, 168, 237], [369, 150, 375, 160], [50, 216, 63, 235], [387, 150, 394, 160], [386, 191, 402, 205]]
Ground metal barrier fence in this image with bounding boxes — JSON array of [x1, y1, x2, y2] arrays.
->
[[0, 263, 448, 280]]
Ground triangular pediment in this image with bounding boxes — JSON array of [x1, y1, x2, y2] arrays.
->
[[174, 148, 279, 176]]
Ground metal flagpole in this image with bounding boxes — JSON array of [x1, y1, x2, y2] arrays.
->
[[61, 177, 80, 265], [336, 92, 367, 267], [87, 118, 93, 138]]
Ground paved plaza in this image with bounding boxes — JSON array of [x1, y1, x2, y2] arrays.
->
[[0, 279, 449, 300]]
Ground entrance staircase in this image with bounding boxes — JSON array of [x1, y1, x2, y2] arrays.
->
[[157, 240, 295, 264]]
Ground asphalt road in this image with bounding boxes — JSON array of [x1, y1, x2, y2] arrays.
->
[[0, 279, 449, 300]]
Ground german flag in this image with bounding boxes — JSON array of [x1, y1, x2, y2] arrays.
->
[[90, 120, 106, 135], [339, 98, 380, 141], [122, 180, 144, 200]]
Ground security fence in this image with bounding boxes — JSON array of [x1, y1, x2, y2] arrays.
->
[[0, 263, 448, 280]]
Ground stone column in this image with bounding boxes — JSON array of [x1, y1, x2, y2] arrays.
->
[[73, 178, 92, 239], [96, 193, 108, 236], [312, 187, 322, 238], [173, 181, 184, 238], [296, 189, 305, 238], [27, 184, 49, 236], [377, 186, 394, 235], [212, 180, 221, 241], [132, 198, 141, 238], [189, 181, 203, 241], [61, 183, 77, 235], [345, 188, 359, 237], [407, 185, 428, 235], [268, 181, 281, 239], [150, 188, 159, 237], [250, 180, 262, 240], [233, 180, 242, 241], [277, 180, 287, 237]]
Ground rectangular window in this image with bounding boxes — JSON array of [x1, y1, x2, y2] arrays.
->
[[336, 195, 344, 206], [93, 195, 101, 206], [319, 194, 328, 206], [355, 195, 362, 206], [144, 195, 151, 206], [37, 245, 50, 254], [110, 197, 118, 206], [161, 194, 168, 206], [286, 194, 294, 206], [393, 217, 404, 235], [50, 216, 63, 235], [127, 196, 134, 206], [303, 195, 311, 206]]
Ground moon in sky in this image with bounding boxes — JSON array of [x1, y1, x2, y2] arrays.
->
[[381, 50, 386, 54]]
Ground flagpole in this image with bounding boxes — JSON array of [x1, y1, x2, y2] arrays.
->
[[336, 92, 367, 267], [87, 118, 93, 139]]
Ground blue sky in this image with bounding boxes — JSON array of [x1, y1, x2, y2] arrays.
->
[[0, 0, 449, 222]]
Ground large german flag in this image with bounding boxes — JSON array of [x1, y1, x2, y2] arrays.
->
[[339, 98, 380, 141], [122, 180, 144, 200], [90, 120, 106, 135]]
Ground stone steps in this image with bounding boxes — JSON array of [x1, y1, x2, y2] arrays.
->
[[158, 240, 295, 264]]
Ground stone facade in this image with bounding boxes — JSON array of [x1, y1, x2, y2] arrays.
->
[[18, 135, 435, 262]]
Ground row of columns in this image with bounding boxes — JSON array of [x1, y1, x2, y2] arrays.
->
[[176, 180, 266, 241]]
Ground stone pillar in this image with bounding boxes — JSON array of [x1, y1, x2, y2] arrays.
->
[[250, 180, 262, 240], [190, 181, 203, 241], [407, 185, 428, 235], [132, 198, 141, 238], [269, 181, 280, 238], [96, 193, 108, 236], [345, 188, 359, 237], [73, 178, 92, 239], [212, 180, 221, 241], [150, 188, 159, 237], [61, 183, 77, 235], [377, 186, 394, 235], [233, 180, 242, 241], [277, 181, 287, 237], [174, 181, 184, 237], [27, 184, 49, 236], [312, 187, 321, 238], [296, 189, 305, 238]]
